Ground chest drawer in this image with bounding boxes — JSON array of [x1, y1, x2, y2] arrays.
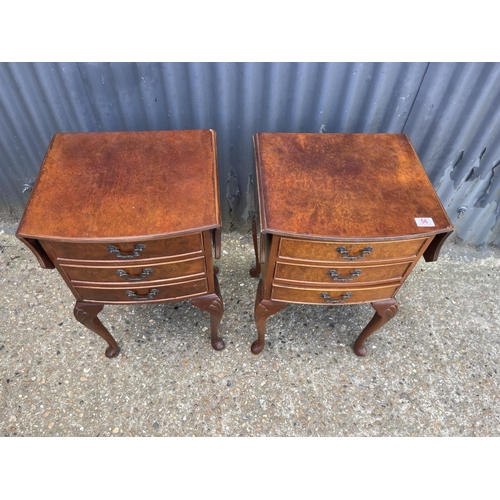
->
[[74, 277, 208, 304], [274, 261, 412, 285], [44, 233, 203, 262], [271, 283, 398, 305], [278, 237, 428, 263], [60, 256, 206, 284]]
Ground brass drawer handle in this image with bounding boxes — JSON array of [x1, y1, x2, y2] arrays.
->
[[327, 269, 361, 282], [336, 246, 372, 260], [320, 292, 352, 303], [116, 268, 153, 281], [107, 243, 146, 259], [125, 288, 159, 301]]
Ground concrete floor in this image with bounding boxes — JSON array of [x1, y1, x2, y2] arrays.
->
[[1, 223, 499, 436]]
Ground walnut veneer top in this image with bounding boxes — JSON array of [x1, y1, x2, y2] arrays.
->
[[254, 133, 453, 240], [17, 130, 221, 242]]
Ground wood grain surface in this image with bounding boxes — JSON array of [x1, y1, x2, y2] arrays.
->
[[254, 133, 453, 239], [17, 130, 221, 241]]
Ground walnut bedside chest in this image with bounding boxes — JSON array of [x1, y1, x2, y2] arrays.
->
[[250, 133, 453, 356], [16, 129, 224, 358]]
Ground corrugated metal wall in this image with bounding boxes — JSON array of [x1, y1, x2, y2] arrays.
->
[[1, 62, 499, 245], [403, 63, 500, 246]]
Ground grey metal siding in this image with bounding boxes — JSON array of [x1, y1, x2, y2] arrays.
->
[[403, 63, 500, 245], [0, 62, 498, 245]]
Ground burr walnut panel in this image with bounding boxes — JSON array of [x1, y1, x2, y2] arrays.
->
[[254, 133, 453, 239], [16, 130, 221, 240], [274, 260, 412, 285], [60, 256, 206, 284], [278, 237, 429, 263], [271, 283, 398, 305], [74, 277, 208, 304], [44, 234, 203, 262]]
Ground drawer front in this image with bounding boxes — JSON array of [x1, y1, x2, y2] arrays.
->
[[279, 237, 428, 263], [74, 277, 208, 303], [274, 261, 412, 285], [271, 283, 398, 305], [61, 256, 206, 284], [45, 233, 203, 262]]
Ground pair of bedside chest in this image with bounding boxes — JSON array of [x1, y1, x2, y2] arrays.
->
[[16, 130, 453, 359]]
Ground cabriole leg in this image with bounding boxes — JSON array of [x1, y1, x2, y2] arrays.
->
[[74, 302, 120, 358], [191, 274, 225, 350], [252, 279, 287, 354], [353, 298, 399, 356]]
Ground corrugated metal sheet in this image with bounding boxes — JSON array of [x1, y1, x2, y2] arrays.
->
[[1, 62, 499, 245], [403, 62, 500, 246]]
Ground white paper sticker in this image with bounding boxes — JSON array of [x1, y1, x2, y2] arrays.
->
[[415, 217, 435, 227]]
